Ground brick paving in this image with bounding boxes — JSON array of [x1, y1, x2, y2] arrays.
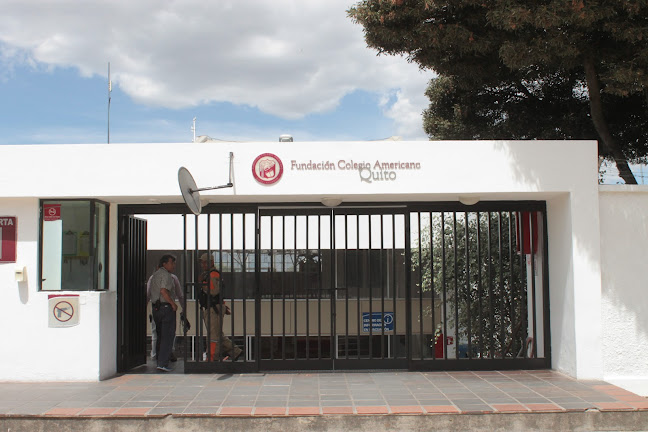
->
[[0, 368, 646, 417]]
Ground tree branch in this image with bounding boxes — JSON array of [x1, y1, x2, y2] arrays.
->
[[583, 55, 637, 184]]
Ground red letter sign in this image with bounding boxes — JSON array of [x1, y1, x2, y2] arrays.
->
[[0, 217, 17, 263]]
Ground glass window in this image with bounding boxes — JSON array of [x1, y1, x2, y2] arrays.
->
[[40, 200, 109, 291]]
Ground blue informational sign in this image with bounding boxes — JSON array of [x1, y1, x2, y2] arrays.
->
[[362, 312, 394, 332]]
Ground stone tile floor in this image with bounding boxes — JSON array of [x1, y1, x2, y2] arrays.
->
[[1, 367, 647, 417]]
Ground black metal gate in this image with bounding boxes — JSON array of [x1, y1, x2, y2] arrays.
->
[[408, 202, 549, 370], [117, 215, 148, 372], [256, 207, 409, 370], [331, 207, 410, 369], [182, 208, 258, 373], [120, 201, 550, 373]]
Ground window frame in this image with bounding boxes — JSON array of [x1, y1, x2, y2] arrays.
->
[[38, 198, 110, 292]]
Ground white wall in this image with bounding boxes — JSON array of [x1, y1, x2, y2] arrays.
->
[[599, 186, 648, 396], [546, 194, 577, 376], [0, 198, 115, 381], [0, 141, 598, 201], [0, 140, 604, 382]]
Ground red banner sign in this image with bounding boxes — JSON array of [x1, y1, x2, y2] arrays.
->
[[516, 211, 538, 255], [0, 216, 17, 263], [43, 204, 61, 221]]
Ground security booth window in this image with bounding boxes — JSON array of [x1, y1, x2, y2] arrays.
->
[[40, 200, 109, 291]]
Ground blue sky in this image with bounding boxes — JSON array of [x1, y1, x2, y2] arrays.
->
[[0, 64, 399, 144], [0, 1, 431, 145]]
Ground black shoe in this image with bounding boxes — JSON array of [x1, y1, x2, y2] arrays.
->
[[170, 353, 177, 362], [232, 350, 243, 362]]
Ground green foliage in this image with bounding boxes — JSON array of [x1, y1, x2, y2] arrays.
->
[[422, 72, 648, 159], [349, 0, 648, 178], [422, 72, 597, 140]]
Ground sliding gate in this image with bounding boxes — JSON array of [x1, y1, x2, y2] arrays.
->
[[172, 201, 549, 372], [257, 207, 409, 370]]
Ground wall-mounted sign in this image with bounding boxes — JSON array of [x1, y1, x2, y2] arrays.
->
[[0, 216, 17, 263], [290, 158, 422, 184], [48, 294, 80, 328], [362, 312, 394, 332], [43, 204, 61, 221], [252, 153, 284, 185]]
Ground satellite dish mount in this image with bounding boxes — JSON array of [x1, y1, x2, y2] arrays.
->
[[178, 152, 234, 215]]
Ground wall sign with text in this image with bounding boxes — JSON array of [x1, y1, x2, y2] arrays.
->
[[0, 216, 17, 263], [290, 158, 422, 184]]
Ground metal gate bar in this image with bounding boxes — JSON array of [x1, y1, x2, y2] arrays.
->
[[368, 217, 374, 357], [392, 214, 399, 359], [355, 214, 361, 360]]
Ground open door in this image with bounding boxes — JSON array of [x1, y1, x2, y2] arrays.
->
[[117, 215, 148, 372]]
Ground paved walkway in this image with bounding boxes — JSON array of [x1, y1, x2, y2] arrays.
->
[[1, 365, 646, 418]]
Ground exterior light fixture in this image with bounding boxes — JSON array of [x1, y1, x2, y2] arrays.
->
[[321, 197, 342, 207], [458, 195, 480, 205], [15, 266, 26, 282]]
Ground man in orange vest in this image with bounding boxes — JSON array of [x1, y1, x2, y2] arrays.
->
[[199, 253, 243, 361]]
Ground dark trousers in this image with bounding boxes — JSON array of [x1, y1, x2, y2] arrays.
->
[[153, 304, 176, 368]]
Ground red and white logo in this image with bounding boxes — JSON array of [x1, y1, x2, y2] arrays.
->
[[43, 204, 61, 221], [252, 153, 283, 185]]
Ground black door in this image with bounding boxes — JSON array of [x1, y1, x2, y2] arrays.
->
[[117, 214, 148, 372], [332, 208, 409, 369], [257, 208, 334, 370]]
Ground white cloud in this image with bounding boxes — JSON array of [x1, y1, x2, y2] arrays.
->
[[0, 0, 432, 139]]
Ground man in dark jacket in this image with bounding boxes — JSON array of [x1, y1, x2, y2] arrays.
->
[[149, 254, 178, 372]]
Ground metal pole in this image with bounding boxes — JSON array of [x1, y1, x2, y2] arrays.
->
[[107, 62, 111, 144]]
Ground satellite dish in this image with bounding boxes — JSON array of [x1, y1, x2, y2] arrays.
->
[[178, 152, 234, 215], [178, 167, 202, 215]]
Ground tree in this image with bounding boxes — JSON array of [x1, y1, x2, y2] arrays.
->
[[423, 72, 596, 140], [349, 0, 648, 184], [422, 72, 648, 161]]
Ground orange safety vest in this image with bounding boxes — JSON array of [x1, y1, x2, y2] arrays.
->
[[203, 268, 220, 293]]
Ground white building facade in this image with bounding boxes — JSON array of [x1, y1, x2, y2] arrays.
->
[[0, 140, 645, 396]]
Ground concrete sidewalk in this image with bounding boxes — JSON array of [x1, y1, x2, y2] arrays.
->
[[1, 368, 647, 431]]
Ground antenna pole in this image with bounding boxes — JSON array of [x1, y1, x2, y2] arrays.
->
[[107, 62, 111, 144], [190, 153, 235, 192], [228, 151, 233, 184], [192, 117, 196, 142]]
